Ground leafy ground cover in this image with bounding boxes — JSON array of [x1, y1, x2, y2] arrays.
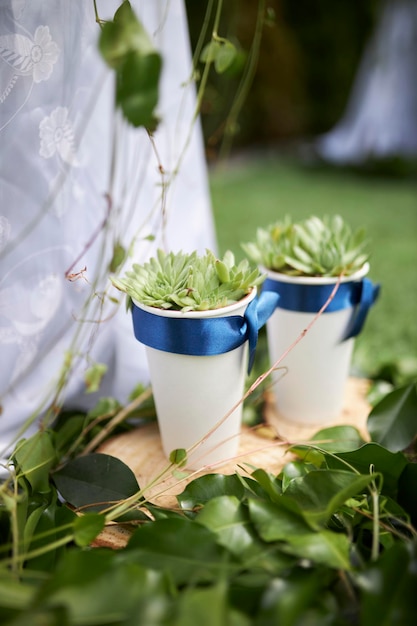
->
[[210, 153, 417, 381], [1, 382, 416, 625]]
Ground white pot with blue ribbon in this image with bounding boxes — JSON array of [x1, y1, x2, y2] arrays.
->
[[262, 262, 380, 425], [131, 288, 278, 469]]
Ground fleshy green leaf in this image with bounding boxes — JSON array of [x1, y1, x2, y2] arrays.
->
[[111, 249, 263, 311], [242, 214, 370, 276]]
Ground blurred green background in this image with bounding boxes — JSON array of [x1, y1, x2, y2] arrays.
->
[[186, 0, 379, 153], [185, 0, 417, 382]]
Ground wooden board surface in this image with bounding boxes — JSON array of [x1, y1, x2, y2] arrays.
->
[[94, 377, 371, 547]]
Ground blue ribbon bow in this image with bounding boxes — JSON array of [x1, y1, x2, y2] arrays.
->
[[131, 291, 279, 374], [262, 276, 380, 340]]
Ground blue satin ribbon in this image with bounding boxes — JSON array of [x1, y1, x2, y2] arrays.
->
[[262, 276, 380, 340], [131, 291, 279, 373]]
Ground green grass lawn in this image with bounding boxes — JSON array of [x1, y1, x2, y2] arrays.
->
[[210, 154, 417, 380]]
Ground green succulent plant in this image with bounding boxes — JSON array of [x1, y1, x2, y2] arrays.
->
[[111, 249, 265, 311], [242, 215, 370, 277]]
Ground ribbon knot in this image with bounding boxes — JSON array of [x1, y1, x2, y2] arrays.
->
[[131, 290, 279, 374]]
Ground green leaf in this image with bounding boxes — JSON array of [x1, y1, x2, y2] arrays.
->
[[116, 51, 162, 130], [214, 40, 237, 74], [98, 1, 162, 130], [196, 496, 256, 557], [397, 462, 417, 526], [280, 461, 312, 491], [87, 397, 121, 418], [291, 426, 365, 468], [0, 576, 37, 611], [367, 383, 417, 451], [284, 469, 377, 528], [169, 448, 187, 466], [250, 468, 282, 502], [326, 444, 408, 498], [357, 539, 417, 625], [249, 499, 351, 569], [127, 518, 237, 584], [283, 530, 351, 570], [248, 497, 311, 541], [256, 568, 335, 625], [99, 1, 155, 68], [177, 474, 246, 512], [52, 453, 140, 514], [34, 549, 170, 624], [200, 40, 221, 64], [176, 582, 249, 626], [310, 425, 365, 452], [74, 514, 105, 547], [2, 606, 68, 625], [109, 241, 126, 273], [23, 502, 49, 554], [84, 362, 108, 394], [13, 431, 57, 493], [53, 414, 88, 456]]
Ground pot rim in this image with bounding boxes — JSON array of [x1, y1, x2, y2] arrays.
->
[[261, 262, 370, 286], [132, 286, 257, 319]]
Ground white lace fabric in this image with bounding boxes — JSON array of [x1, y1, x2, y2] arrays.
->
[[0, 1, 216, 453]]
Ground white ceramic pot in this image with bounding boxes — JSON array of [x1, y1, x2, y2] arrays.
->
[[132, 289, 257, 469], [263, 263, 378, 425]]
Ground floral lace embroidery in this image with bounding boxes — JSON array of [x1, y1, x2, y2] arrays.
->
[[0, 25, 59, 82], [39, 106, 77, 165], [0, 24, 60, 134]]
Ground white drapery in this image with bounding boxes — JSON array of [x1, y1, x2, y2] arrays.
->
[[0, 0, 217, 453], [316, 0, 417, 164]]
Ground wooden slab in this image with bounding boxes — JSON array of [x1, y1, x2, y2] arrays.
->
[[94, 377, 371, 547]]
